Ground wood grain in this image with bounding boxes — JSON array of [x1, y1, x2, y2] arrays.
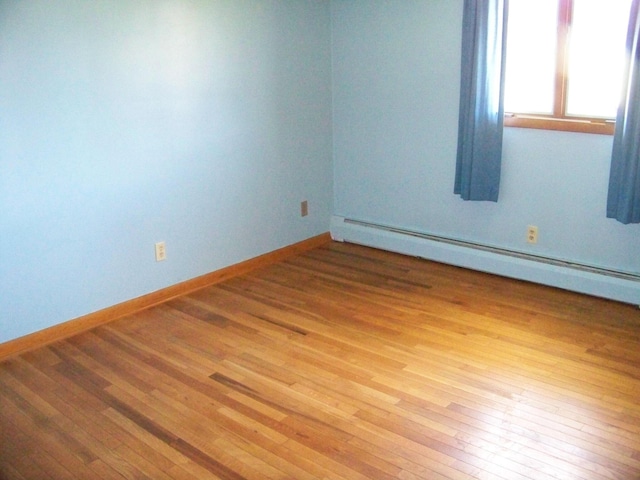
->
[[1, 241, 639, 479], [0, 233, 331, 361]]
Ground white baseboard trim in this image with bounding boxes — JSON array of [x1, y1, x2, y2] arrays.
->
[[330, 216, 640, 305]]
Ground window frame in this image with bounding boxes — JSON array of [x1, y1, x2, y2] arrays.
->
[[503, 0, 618, 135]]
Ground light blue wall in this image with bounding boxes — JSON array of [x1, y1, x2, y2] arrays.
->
[[0, 0, 333, 343], [332, 1, 640, 277], [3, 0, 638, 344]]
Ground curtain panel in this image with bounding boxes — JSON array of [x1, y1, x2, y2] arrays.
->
[[454, 0, 508, 202], [608, 0, 640, 224]]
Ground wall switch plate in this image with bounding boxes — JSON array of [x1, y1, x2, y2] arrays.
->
[[301, 200, 308, 217], [155, 241, 166, 261], [527, 225, 538, 244]]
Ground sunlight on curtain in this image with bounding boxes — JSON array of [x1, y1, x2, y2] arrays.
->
[[607, 0, 640, 224], [454, 0, 508, 202]]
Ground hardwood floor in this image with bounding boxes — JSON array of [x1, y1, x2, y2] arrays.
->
[[1, 241, 640, 480]]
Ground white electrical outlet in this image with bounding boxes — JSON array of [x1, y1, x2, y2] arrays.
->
[[527, 225, 538, 244], [155, 241, 166, 261]]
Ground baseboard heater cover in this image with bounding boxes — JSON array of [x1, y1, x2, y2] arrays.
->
[[330, 216, 640, 305]]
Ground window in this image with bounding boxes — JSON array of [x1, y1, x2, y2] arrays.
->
[[504, 0, 632, 134]]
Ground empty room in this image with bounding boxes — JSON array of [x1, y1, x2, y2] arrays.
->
[[1, 1, 640, 479]]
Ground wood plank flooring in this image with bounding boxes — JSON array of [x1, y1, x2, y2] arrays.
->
[[1, 241, 640, 480]]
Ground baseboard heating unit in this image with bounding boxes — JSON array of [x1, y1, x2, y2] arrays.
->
[[330, 216, 640, 305]]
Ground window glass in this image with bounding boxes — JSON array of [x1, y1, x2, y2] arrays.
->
[[566, 0, 631, 118], [504, 0, 559, 115]]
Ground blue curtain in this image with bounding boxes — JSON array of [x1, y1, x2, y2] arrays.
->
[[607, 0, 640, 224], [454, 0, 508, 202]]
